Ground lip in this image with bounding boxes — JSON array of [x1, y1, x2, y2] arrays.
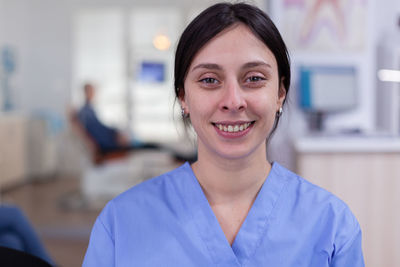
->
[[213, 120, 252, 125], [212, 120, 255, 139]]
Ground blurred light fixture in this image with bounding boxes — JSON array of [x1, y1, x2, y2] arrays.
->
[[153, 34, 171, 51], [378, 69, 400, 83]]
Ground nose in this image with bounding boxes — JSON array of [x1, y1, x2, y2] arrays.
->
[[219, 80, 247, 112]]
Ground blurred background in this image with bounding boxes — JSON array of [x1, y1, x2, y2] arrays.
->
[[0, 0, 399, 266]]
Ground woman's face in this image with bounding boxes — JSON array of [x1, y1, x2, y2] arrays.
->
[[181, 24, 286, 161]]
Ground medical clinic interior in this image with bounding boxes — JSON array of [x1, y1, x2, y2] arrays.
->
[[1, 0, 400, 266]]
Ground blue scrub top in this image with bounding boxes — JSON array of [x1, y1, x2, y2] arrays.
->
[[83, 162, 364, 267]]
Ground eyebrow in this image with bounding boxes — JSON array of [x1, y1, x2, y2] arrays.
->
[[191, 63, 222, 71], [242, 61, 272, 69], [191, 61, 272, 72]]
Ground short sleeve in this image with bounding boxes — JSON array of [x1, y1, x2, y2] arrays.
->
[[331, 206, 365, 267], [331, 229, 364, 266], [82, 216, 115, 266]]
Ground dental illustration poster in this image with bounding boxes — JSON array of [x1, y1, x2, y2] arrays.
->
[[282, 0, 367, 51]]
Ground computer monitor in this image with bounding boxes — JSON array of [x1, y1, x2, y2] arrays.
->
[[137, 61, 165, 83], [299, 66, 358, 131]]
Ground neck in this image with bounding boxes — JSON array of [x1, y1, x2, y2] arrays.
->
[[192, 143, 271, 205]]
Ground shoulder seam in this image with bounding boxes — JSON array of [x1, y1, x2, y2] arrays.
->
[[98, 206, 115, 243], [334, 210, 361, 257]]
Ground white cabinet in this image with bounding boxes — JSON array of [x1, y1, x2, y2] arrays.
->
[[0, 114, 27, 189], [295, 136, 400, 267], [25, 118, 57, 179], [0, 114, 56, 190]]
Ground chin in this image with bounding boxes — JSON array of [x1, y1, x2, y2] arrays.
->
[[213, 145, 260, 161]]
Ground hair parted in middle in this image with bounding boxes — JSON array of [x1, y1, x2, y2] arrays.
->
[[174, 2, 291, 100], [174, 2, 291, 136]]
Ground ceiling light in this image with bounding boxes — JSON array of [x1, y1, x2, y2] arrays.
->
[[153, 34, 171, 51]]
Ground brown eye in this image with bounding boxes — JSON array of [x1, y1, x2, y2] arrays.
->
[[246, 76, 265, 82], [243, 74, 268, 89], [199, 77, 219, 84]]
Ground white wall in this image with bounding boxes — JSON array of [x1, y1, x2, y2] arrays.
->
[[0, 0, 72, 115], [375, 0, 400, 37], [0, 1, 3, 48]]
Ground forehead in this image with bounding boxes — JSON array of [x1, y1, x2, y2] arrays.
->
[[189, 24, 278, 71]]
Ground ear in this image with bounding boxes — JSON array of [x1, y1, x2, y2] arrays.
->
[[277, 77, 287, 109], [178, 88, 188, 111]]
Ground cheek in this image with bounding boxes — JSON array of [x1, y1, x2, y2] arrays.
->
[[251, 93, 277, 114], [188, 100, 214, 122], [185, 88, 216, 116], [250, 95, 279, 129]]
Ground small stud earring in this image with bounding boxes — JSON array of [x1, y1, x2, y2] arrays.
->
[[181, 107, 187, 118], [276, 107, 283, 117]]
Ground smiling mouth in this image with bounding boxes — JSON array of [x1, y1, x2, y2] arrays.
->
[[212, 121, 255, 133]]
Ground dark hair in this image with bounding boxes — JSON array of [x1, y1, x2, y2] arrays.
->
[[174, 2, 291, 134]]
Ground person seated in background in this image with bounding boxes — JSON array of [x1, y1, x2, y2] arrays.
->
[[77, 83, 155, 154], [0, 204, 54, 266], [74, 83, 196, 164]]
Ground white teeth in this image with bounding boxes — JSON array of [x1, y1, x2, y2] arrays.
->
[[215, 122, 252, 133]]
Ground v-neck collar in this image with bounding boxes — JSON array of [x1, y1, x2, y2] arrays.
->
[[178, 162, 290, 266]]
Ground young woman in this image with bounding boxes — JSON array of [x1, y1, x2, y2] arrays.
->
[[83, 3, 364, 266]]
